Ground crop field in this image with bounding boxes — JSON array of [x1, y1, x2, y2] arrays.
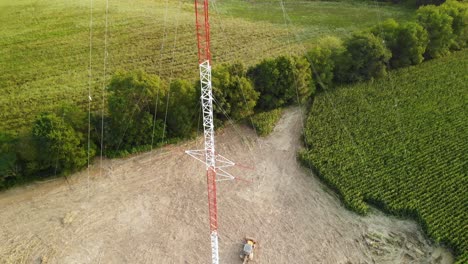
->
[[300, 51, 468, 263], [0, 0, 412, 134]]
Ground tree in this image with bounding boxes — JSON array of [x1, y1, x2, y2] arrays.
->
[[440, 0, 468, 50], [31, 113, 88, 174], [166, 79, 198, 138], [371, 19, 400, 49], [395, 22, 429, 67], [371, 19, 428, 68], [335, 32, 391, 83], [416, 4, 454, 58], [307, 36, 344, 90], [0, 133, 18, 187], [247, 58, 281, 110], [15, 134, 41, 177], [105, 71, 166, 152], [292, 55, 315, 104], [212, 62, 259, 121], [248, 56, 313, 110]]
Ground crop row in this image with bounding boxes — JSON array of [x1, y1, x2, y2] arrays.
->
[[300, 51, 468, 261]]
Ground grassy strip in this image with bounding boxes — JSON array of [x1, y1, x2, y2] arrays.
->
[[300, 50, 468, 263]]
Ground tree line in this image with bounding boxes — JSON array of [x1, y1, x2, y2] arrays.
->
[[0, 0, 466, 189]]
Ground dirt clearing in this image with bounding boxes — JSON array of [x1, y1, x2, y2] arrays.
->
[[0, 108, 453, 264]]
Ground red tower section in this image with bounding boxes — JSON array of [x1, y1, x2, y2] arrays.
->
[[195, 0, 211, 64]]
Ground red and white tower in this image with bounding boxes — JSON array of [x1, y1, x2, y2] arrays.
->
[[186, 1, 237, 264]]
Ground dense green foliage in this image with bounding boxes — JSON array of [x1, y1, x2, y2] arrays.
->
[[248, 56, 313, 110], [104, 71, 166, 155], [300, 51, 468, 263], [416, 4, 454, 58], [440, 0, 468, 50], [0, 105, 93, 188], [212, 62, 259, 121], [0, 133, 18, 188], [371, 19, 429, 68], [31, 113, 89, 174], [334, 32, 392, 83], [306, 36, 344, 90], [250, 109, 283, 137], [166, 79, 198, 138]]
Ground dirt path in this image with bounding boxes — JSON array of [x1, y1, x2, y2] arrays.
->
[[0, 108, 453, 264]]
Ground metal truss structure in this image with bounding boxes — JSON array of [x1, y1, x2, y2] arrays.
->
[[185, 1, 238, 263]]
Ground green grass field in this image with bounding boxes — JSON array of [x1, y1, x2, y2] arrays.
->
[[216, 0, 413, 40], [0, 0, 412, 134], [300, 51, 468, 263]]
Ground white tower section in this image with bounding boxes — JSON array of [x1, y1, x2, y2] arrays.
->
[[185, 1, 238, 263], [199, 59, 219, 264]]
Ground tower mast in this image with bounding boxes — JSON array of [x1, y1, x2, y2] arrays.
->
[[187, 1, 238, 263], [194, 0, 219, 263]]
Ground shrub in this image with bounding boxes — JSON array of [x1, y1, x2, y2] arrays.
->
[[248, 58, 284, 110], [0, 133, 18, 187], [416, 4, 454, 58], [334, 32, 391, 83], [31, 113, 88, 175], [292, 56, 315, 104], [166, 79, 198, 138], [371, 19, 428, 68], [105, 71, 167, 152], [248, 56, 313, 110], [394, 22, 429, 67], [371, 19, 400, 49], [212, 62, 259, 121], [250, 108, 282, 136], [15, 134, 41, 177], [307, 37, 344, 90], [440, 0, 468, 50]]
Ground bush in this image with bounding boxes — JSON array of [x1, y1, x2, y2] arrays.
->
[[307, 37, 344, 90], [105, 71, 167, 153], [250, 108, 282, 136], [334, 32, 391, 83], [212, 62, 259, 121], [166, 79, 198, 138], [248, 56, 313, 110], [371, 19, 428, 68], [293, 56, 315, 104], [440, 0, 468, 50], [395, 22, 429, 66], [31, 113, 89, 175], [0, 133, 18, 187], [416, 4, 454, 58], [15, 134, 41, 177], [371, 19, 400, 48], [248, 58, 284, 110]]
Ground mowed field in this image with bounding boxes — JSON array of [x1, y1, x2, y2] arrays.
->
[[301, 51, 468, 263], [0, 0, 412, 134]]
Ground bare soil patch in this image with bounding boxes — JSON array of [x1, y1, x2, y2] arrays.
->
[[0, 108, 453, 264]]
